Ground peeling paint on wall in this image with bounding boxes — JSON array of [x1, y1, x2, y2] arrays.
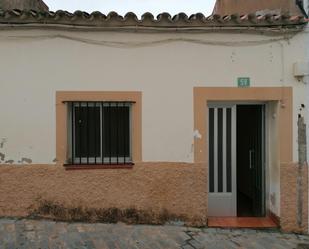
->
[[0, 138, 6, 149], [0, 152, 5, 161], [0, 138, 7, 163], [270, 192, 276, 206], [0, 138, 35, 165], [20, 158, 32, 164], [193, 130, 202, 139]]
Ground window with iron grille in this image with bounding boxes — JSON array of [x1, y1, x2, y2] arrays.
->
[[67, 101, 133, 165]]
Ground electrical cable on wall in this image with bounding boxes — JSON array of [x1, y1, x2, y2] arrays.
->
[[0, 34, 294, 48]]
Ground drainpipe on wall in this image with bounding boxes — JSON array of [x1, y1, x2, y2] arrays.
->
[[306, 73, 309, 233], [297, 114, 307, 229], [304, 0, 309, 231], [305, 0, 309, 233], [299, 0, 309, 233], [306, 75, 309, 233]]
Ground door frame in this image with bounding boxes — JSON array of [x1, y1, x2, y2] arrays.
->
[[193, 87, 293, 218]]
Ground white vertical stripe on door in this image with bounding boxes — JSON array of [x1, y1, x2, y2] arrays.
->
[[222, 108, 227, 193]]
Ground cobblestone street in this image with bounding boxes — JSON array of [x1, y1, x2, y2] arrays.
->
[[1, 219, 309, 249]]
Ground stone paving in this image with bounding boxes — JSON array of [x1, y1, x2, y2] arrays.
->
[[1, 218, 309, 249]]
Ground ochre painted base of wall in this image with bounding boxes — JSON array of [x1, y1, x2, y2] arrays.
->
[[0, 162, 308, 233], [0, 163, 208, 225], [281, 162, 308, 234]]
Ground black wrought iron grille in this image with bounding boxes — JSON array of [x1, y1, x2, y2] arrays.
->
[[67, 101, 134, 165]]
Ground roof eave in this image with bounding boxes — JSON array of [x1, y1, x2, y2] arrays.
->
[[0, 22, 305, 35], [0, 9, 306, 35]]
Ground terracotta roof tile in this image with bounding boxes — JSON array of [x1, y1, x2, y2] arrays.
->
[[0, 9, 306, 31]]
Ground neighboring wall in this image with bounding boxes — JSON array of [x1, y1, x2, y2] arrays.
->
[[213, 0, 302, 15], [0, 0, 49, 11], [281, 162, 308, 233]]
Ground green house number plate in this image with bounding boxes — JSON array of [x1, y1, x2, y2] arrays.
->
[[237, 77, 250, 88]]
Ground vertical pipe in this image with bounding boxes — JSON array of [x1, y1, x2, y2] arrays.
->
[[306, 75, 309, 233], [297, 114, 307, 228], [305, 21, 309, 233]]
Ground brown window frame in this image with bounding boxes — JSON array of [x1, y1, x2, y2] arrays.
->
[[56, 91, 142, 169]]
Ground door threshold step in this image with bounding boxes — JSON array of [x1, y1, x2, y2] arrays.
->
[[208, 217, 278, 229]]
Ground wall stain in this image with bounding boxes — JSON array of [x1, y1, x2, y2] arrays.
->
[[270, 193, 276, 206], [193, 130, 202, 139], [5, 160, 14, 164], [21, 158, 32, 164], [0, 138, 6, 149], [0, 152, 5, 161]]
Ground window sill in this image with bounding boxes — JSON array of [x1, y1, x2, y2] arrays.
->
[[64, 163, 134, 170]]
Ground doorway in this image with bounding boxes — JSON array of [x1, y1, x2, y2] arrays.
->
[[208, 103, 265, 217], [236, 105, 265, 217]]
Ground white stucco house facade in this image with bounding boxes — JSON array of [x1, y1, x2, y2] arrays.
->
[[0, 2, 308, 233]]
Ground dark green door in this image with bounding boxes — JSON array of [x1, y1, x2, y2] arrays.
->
[[237, 105, 265, 217]]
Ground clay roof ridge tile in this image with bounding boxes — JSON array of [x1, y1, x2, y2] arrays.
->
[[106, 11, 123, 22], [247, 13, 258, 23], [223, 15, 231, 22], [141, 12, 154, 22], [157, 12, 172, 23], [189, 13, 206, 22], [172, 12, 189, 23], [0, 9, 305, 28], [124, 12, 139, 23], [11, 9, 22, 16], [230, 15, 241, 24], [89, 11, 106, 22]]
